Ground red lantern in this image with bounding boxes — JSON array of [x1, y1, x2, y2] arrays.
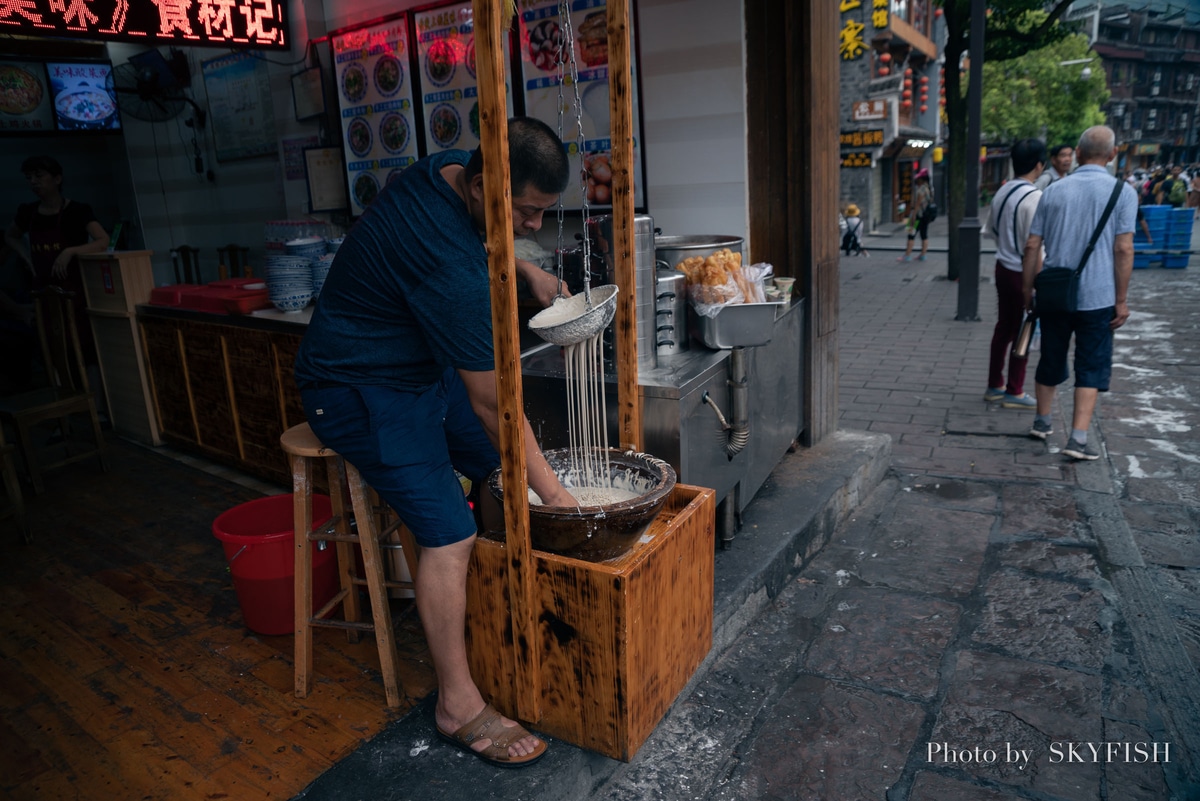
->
[[880, 52, 892, 63], [905, 68, 913, 76], [920, 76, 929, 84], [935, 7, 943, 16], [902, 89, 912, 99], [920, 105, 928, 113], [939, 97, 947, 106], [902, 100, 912, 108], [879, 67, 890, 76]]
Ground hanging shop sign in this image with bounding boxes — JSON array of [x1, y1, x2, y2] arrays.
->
[[840, 128, 884, 149], [1133, 144, 1160, 155], [842, 152, 872, 168], [851, 100, 887, 122], [331, 14, 421, 217], [517, 0, 646, 211], [0, 0, 288, 50]]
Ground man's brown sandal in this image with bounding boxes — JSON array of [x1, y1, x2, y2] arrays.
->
[[436, 703, 548, 768]]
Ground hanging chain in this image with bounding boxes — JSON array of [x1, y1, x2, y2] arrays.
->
[[553, 1, 568, 299], [558, 0, 593, 305]]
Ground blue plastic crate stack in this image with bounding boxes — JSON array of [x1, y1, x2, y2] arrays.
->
[[1134, 205, 1170, 268], [1164, 208, 1193, 269]]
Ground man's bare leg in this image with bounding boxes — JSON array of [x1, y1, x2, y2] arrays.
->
[[417, 535, 541, 758], [1072, 386, 1099, 433]]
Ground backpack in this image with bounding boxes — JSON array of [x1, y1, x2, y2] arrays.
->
[[1169, 178, 1187, 205], [841, 219, 862, 254]]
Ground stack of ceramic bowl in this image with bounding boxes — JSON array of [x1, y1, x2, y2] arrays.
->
[[286, 236, 327, 261], [311, 254, 335, 297], [264, 255, 314, 312], [326, 236, 345, 254]]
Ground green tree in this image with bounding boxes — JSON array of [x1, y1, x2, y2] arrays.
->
[[982, 31, 1110, 145], [941, 0, 1077, 280]]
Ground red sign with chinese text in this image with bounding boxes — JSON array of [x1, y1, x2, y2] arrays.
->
[[0, 0, 288, 50]]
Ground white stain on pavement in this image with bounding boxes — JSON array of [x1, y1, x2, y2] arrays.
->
[[1146, 439, 1200, 464], [1124, 455, 1175, 479], [1117, 406, 1191, 435], [1112, 364, 1166, 378]]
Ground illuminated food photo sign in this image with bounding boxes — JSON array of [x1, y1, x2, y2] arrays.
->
[[0, 0, 288, 50], [47, 61, 121, 131]]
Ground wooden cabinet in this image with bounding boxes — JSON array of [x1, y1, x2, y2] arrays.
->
[[80, 251, 160, 445], [138, 310, 306, 487]]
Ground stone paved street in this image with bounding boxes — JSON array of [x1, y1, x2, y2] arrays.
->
[[588, 225, 1200, 801]]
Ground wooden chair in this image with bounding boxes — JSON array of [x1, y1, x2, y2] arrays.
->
[[170, 246, 201, 284], [217, 244, 252, 279], [0, 426, 28, 543], [0, 287, 108, 495], [281, 422, 419, 708]]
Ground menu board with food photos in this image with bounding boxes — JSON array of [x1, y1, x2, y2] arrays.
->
[[47, 61, 121, 132], [412, 2, 512, 155], [0, 61, 54, 134], [517, 0, 644, 210], [332, 16, 421, 217]]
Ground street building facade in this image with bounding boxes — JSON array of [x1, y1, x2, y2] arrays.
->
[[838, 0, 945, 232]]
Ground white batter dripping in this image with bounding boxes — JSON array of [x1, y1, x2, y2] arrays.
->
[[562, 330, 618, 504]]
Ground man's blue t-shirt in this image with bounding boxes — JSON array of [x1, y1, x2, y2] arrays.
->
[[1029, 164, 1137, 312], [294, 150, 494, 390]]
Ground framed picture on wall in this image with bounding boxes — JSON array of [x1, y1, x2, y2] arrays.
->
[[304, 146, 348, 212], [291, 66, 325, 121]]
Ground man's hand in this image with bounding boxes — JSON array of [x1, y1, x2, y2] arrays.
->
[[1111, 301, 1130, 330], [516, 258, 569, 307], [51, 249, 72, 278]]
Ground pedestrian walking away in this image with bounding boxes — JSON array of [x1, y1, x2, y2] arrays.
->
[[898, 169, 933, 262], [1022, 125, 1137, 461], [984, 138, 1044, 409], [840, 203, 869, 257]]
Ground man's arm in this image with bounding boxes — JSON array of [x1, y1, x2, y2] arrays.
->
[[1111, 232, 1133, 330], [1021, 234, 1044, 312], [515, 258, 569, 307], [458, 367, 575, 507]]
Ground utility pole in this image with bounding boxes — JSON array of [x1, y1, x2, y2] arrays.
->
[[956, 0, 985, 321]]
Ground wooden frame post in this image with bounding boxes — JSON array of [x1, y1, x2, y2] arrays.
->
[[607, 0, 642, 451], [472, 0, 540, 723]]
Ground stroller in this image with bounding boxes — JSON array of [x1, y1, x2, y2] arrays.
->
[[840, 204, 869, 257]]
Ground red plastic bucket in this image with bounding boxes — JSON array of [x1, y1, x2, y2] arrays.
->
[[212, 494, 339, 636]]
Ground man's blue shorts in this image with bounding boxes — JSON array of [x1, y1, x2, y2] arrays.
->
[[1034, 307, 1115, 391], [299, 368, 500, 549]]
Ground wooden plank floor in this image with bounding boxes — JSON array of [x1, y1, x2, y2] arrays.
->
[[0, 435, 435, 801]]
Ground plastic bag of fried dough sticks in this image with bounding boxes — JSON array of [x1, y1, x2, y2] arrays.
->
[[678, 249, 773, 317]]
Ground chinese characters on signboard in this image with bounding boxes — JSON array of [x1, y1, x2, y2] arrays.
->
[[840, 129, 884, 148], [851, 99, 887, 121], [842, 152, 871, 168], [872, 0, 889, 30], [0, 0, 288, 50]]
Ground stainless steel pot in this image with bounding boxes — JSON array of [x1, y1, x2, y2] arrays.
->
[[654, 269, 688, 356], [588, 214, 657, 369], [655, 234, 745, 273]]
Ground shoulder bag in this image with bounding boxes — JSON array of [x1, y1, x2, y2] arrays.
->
[[1034, 178, 1123, 314]]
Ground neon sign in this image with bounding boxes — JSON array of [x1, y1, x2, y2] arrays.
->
[[0, 0, 289, 50]]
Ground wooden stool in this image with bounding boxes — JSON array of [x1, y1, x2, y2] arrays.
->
[[280, 422, 420, 708]]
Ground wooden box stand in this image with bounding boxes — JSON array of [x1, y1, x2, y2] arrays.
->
[[464, 483, 715, 761]]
